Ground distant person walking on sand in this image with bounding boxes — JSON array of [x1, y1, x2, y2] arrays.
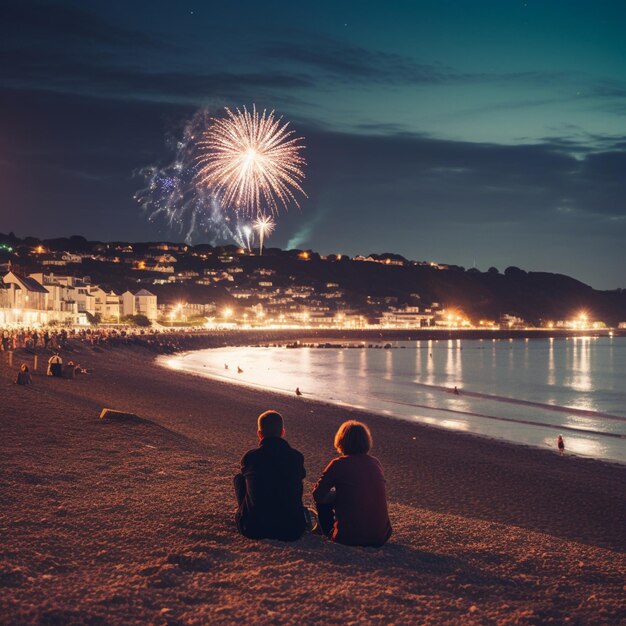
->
[[234, 410, 307, 541], [15, 364, 32, 385], [47, 352, 63, 377], [557, 435, 565, 456], [313, 420, 392, 547]]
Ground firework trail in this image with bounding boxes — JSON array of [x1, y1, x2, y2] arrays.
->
[[134, 109, 245, 246], [253, 214, 276, 255], [196, 105, 307, 217]]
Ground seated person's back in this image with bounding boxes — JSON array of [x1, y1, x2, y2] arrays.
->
[[313, 420, 392, 547], [235, 410, 306, 541]]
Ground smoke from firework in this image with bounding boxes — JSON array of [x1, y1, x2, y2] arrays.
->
[[134, 109, 246, 246]]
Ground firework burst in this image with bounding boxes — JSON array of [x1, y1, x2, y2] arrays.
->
[[196, 105, 307, 217], [253, 214, 276, 255]]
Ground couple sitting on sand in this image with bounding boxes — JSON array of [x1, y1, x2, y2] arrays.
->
[[234, 411, 392, 547]]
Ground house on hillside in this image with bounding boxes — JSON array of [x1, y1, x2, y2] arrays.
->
[[121, 289, 158, 320]]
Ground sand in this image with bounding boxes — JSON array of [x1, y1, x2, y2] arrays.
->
[[1, 339, 625, 625]]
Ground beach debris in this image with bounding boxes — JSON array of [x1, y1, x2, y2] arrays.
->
[[99, 408, 141, 422]]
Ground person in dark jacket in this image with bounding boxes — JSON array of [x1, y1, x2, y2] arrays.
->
[[15, 363, 32, 385], [313, 420, 392, 547], [234, 410, 306, 541]]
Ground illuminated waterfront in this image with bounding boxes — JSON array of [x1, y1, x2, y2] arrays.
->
[[165, 336, 626, 463]]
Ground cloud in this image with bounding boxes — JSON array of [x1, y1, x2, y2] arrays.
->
[[0, 54, 313, 102], [263, 39, 449, 84], [1, 2, 163, 48], [263, 35, 573, 87], [298, 125, 626, 224], [1, 2, 315, 105]]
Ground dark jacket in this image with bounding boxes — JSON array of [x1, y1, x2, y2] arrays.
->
[[236, 437, 306, 541], [313, 454, 392, 547]]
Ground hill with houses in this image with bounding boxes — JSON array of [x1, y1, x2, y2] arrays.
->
[[1, 233, 625, 327]]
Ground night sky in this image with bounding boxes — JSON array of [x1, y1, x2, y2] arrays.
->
[[1, 1, 625, 288]]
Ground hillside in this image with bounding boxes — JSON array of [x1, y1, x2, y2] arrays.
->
[[1, 233, 625, 325]]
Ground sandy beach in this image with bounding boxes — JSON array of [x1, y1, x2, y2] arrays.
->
[[1, 338, 625, 625]]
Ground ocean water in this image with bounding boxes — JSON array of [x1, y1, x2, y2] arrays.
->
[[162, 337, 626, 463]]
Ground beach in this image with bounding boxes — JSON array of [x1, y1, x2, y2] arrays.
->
[[1, 338, 625, 625]]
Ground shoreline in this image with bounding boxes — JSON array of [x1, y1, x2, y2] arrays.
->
[[162, 353, 626, 469], [161, 336, 626, 466], [26, 326, 621, 356], [2, 338, 625, 624], [148, 326, 626, 352]]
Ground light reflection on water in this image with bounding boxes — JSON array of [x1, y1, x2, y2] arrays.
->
[[162, 337, 626, 463]]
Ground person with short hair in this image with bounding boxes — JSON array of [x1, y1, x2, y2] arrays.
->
[[234, 410, 307, 541], [313, 420, 392, 547]]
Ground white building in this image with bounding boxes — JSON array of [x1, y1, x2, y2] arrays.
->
[[0, 271, 88, 325], [380, 307, 434, 328], [121, 289, 158, 321], [30, 273, 96, 318], [89, 286, 123, 321]]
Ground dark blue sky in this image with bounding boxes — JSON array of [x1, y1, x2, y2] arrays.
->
[[1, 1, 625, 287]]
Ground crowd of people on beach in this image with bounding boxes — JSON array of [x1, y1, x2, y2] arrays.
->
[[0, 325, 164, 351], [0, 324, 276, 356], [234, 411, 393, 547], [0, 325, 213, 355]]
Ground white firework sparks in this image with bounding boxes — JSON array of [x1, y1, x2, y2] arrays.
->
[[196, 105, 307, 217], [253, 214, 276, 255]]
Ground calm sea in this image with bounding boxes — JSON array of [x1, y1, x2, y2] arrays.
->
[[163, 337, 626, 463]]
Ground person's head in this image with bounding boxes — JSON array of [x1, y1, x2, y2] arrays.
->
[[20, 363, 28, 372], [334, 420, 373, 455], [257, 410, 285, 440]]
